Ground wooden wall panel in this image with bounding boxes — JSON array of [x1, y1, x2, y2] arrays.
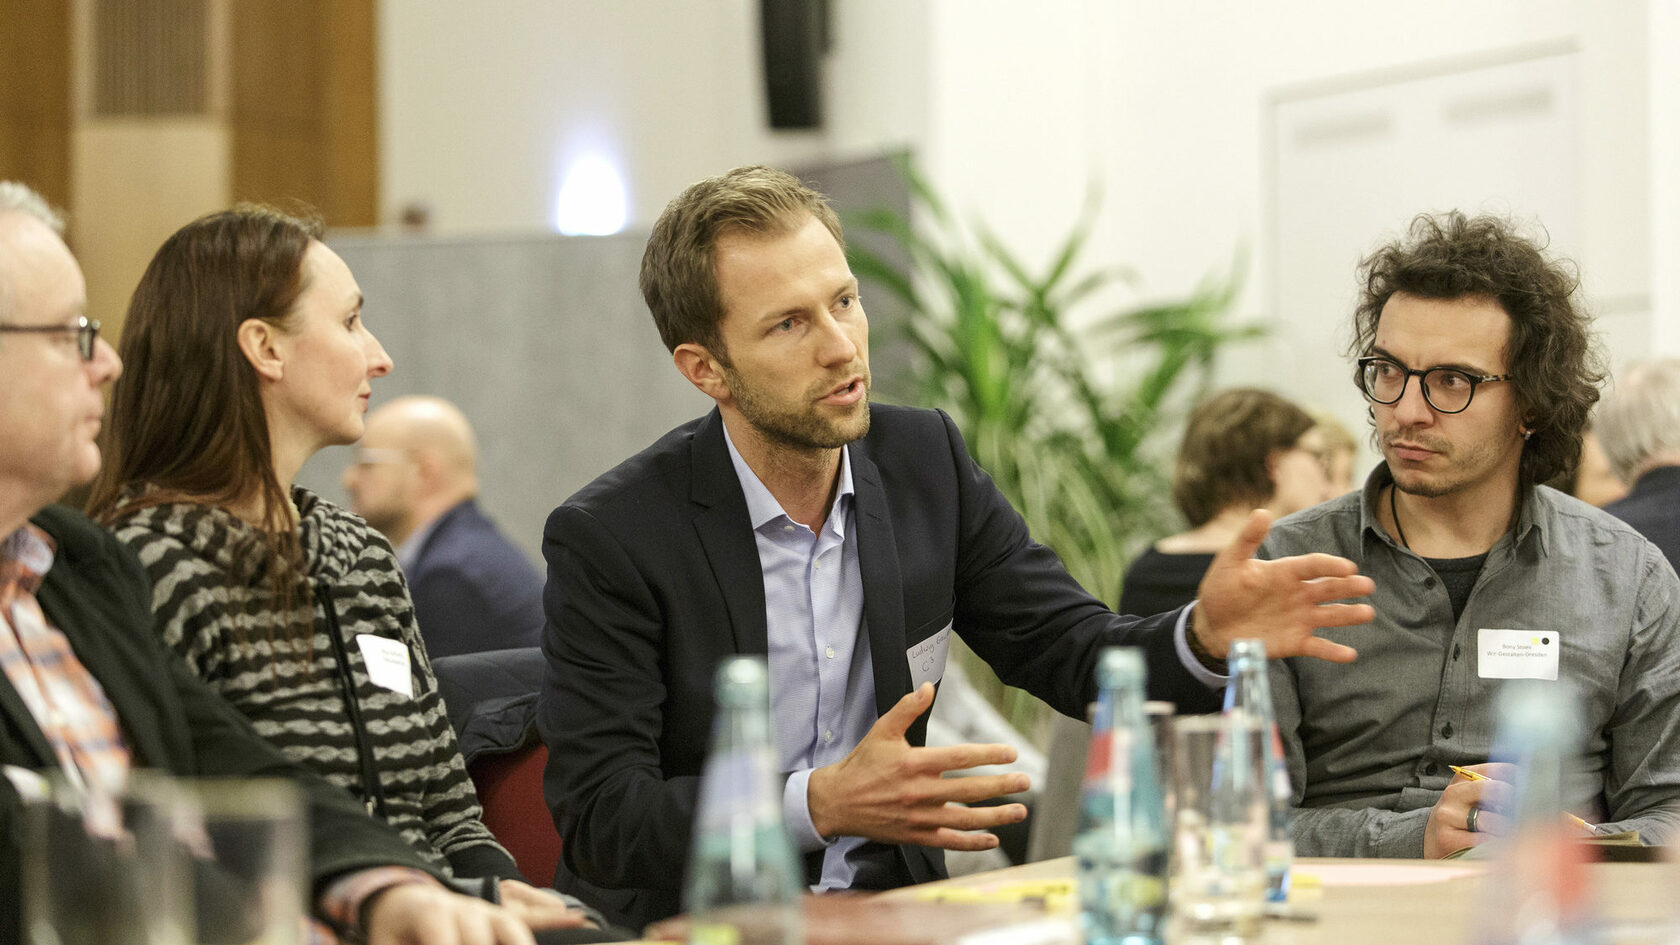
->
[[0, 0, 73, 210], [230, 0, 378, 226]]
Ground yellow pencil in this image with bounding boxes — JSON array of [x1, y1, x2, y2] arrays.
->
[[1448, 764, 1490, 783], [1448, 765, 1600, 834]]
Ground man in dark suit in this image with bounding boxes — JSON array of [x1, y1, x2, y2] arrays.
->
[[537, 166, 1375, 929], [345, 395, 544, 657], [1598, 358, 1680, 569], [0, 182, 591, 945]]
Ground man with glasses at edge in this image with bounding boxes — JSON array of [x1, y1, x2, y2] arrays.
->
[[1256, 211, 1680, 860]]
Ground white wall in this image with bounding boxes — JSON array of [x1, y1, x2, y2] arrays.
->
[[379, 0, 927, 233], [1652, 0, 1680, 355], [379, 0, 1671, 438], [920, 1, 1650, 353]]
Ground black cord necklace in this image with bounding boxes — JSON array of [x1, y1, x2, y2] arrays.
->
[[1389, 484, 1411, 549]]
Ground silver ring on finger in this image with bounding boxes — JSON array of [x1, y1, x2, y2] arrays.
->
[[1466, 802, 1481, 834]]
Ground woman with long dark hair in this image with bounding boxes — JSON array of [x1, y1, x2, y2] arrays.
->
[[87, 205, 592, 931]]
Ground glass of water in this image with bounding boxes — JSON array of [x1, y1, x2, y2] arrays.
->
[[1168, 714, 1268, 943]]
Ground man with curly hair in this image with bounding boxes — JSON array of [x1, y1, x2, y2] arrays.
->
[[1259, 212, 1680, 859]]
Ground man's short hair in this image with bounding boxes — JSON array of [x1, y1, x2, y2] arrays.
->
[[1348, 211, 1605, 487], [1173, 388, 1317, 527], [639, 165, 843, 358], [0, 181, 68, 324], [1596, 359, 1680, 484]]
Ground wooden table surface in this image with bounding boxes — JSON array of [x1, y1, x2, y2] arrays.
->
[[879, 854, 1680, 945], [642, 854, 1680, 944]]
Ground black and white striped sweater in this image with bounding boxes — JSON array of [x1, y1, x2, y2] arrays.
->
[[108, 487, 518, 881]]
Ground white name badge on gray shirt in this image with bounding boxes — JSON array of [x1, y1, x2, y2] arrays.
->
[[356, 634, 415, 697], [1477, 628, 1560, 681], [907, 622, 953, 690]]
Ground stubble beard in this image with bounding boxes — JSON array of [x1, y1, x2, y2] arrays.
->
[[726, 364, 872, 452], [1383, 427, 1519, 500]]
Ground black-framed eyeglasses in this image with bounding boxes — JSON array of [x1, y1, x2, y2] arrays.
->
[[0, 316, 101, 361], [1356, 355, 1510, 414]]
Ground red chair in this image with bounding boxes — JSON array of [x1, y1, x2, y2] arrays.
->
[[434, 648, 563, 885], [465, 737, 562, 885]]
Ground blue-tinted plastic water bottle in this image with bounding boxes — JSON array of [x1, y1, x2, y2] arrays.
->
[[1074, 647, 1170, 945], [1474, 680, 1599, 945], [683, 658, 802, 945], [1223, 638, 1293, 902]]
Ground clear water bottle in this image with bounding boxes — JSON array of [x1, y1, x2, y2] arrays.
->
[[1474, 680, 1598, 945], [1223, 638, 1293, 902], [1074, 647, 1170, 945], [683, 657, 802, 945]]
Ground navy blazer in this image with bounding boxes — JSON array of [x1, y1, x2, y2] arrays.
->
[[1603, 466, 1680, 573], [408, 500, 546, 658], [537, 405, 1213, 929], [0, 507, 438, 945]]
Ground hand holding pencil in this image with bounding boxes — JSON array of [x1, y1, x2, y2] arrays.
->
[[1448, 764, 1610, 837]]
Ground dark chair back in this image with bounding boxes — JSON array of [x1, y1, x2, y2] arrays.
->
[[432, 647, 561, 883]]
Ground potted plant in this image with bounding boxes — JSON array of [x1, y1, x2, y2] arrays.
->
[[847, 158, 1261, 734]]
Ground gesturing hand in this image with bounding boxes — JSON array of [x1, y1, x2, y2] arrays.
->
[[806, 683, 1031, 850], [1193, 508, 1376, 663]]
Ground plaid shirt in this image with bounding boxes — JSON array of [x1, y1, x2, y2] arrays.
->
[[0, 524, 130, 795], [1, 524, 437, 943]]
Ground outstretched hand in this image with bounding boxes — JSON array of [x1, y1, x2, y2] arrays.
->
[[806, 683, 1030, 850], [1192, 508, 1375, 663]]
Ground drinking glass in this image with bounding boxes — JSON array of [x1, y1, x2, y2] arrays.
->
[[1167, 714, 1268, 943], [1144, 701, 1176, 827], [189, 779, 307, 945], [23, 773, 194, 945]]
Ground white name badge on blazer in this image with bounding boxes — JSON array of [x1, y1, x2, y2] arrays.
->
[[1477, 628, 1560, 681], [906, 622, 952, 690], [356, 634, 415, 697]]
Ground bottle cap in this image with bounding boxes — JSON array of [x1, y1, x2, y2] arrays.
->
[[1228, 638, 1267, 664], [714, 656, 770, 707], [1493, 679, 1582, 755], [1095, 646, 1145, 688]]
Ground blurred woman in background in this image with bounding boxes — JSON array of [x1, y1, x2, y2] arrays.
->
[[1119, 388, 1332, 615]]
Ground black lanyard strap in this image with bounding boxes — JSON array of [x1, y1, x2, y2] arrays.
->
[[314, 579, 388, 819]]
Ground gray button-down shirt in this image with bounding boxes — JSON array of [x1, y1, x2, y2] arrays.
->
[[1258, 465, 1680, 857]]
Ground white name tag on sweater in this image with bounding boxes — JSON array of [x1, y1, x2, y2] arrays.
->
[[906, 622, 952, 690], [356, 634, 415, 697], [1477, 628, 1560, 680]]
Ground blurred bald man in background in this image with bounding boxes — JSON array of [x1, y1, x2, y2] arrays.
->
[[345, 396, 545, 657]]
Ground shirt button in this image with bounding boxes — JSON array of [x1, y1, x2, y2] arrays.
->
[[1424, 762, 1439, 776], [1424, 576, 1437, 589], [1441, 723, 1454, 739], [783, 524, 795, 532], [825, 646, 835, 659], [823, 730, 834, 744]]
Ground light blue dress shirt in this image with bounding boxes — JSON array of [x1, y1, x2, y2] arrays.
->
[[723, 427, 875, 891]]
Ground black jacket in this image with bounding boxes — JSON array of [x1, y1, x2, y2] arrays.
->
[[0, 506, 440, 945], [1604, 465, 1680, 573], [538, 405, 1212, 929]]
